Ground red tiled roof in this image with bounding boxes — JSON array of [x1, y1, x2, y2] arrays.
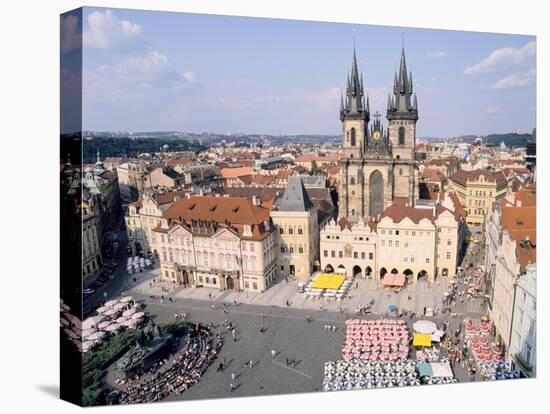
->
[[220, 167, 255, 178], [450, 169, 507, 187], [160, 196, 272, 240]]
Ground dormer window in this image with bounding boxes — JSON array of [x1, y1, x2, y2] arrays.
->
[[243, 225, 252, 237]]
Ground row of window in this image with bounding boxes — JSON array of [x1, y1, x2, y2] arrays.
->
[[323, 250, 374, 260], [469, 190, 493, 197], [281, 245, 305, 254], [278, 226, 304, 235]]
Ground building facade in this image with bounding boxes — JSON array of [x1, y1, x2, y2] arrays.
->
[[338, 47, 418, 221], [271, 176, 319, 281], [320, 195, 463, 284], [449, 169, 507, 225], [82, 188, 102, 280], [125, 189, 190, 256], [509, 263, 536, 378], [152, 196, 277, 293]]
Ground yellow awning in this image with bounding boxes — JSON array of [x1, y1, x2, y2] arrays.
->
[[310, 274, 346, 290], [413, 333, 432, 347]]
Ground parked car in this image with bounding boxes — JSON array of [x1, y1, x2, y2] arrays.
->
[[83, 288, 95, 296]]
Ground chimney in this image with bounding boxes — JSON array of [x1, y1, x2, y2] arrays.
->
[[252, 195, 261, 206], [185, 193, 192, 199]]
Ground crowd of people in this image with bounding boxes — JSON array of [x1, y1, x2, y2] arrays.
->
[[117, 325, 223, 404]]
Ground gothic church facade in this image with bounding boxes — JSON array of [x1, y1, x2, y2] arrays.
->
[[338, 47, 419, 220]]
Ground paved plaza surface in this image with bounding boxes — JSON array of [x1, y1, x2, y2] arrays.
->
[[130, 292, 483, 401]]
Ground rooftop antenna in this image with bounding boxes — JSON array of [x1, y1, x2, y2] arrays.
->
[[402, 30, 405, 49]]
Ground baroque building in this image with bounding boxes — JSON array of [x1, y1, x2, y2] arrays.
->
[[338, 47, 418, 221]]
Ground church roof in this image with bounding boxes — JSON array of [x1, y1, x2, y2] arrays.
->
[[276, 175, 314, 212]]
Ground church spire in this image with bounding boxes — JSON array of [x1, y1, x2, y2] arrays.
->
[[340, 44, 368, 121], [387, 45, 418, 120]]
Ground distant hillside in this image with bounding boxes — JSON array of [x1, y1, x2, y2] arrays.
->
[[82, 137, 206, 163], [484, 133, 532, 148], [454, 132, 532, 148]]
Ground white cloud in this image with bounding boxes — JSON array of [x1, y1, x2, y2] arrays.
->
[[84, 10, 142, 50], [426, 51, 447, 60], [485, 106, 500, 114], [464, 41, 535, 75], [492, 69, 536, 89], [61, 14, 81, 54]]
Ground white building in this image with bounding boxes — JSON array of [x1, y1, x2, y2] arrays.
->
[[509, 263, 536, 377]]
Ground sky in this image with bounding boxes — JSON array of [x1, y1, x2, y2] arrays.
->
[[67, 7, 536, 137]]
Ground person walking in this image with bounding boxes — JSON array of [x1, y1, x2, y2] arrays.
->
[[230, 383, 235, 393], [231, 372, 236, 381], [271, 349, 276, 359], [249, 359, 253, 369]]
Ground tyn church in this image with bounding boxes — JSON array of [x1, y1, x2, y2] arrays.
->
[[338, 47, 419, 220]]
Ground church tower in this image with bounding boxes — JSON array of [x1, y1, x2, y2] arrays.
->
[[387, 46, 419, 203], [340, 48, 369, 160]]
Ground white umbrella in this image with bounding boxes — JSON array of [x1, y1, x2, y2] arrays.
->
[[122, 319, 138, 327], [60, 318, 70, 327], [104, 299, 119, 308], [98, 321, 112, 330], [131, 312, 145, 320], [122, 308, 136, 317], [116, 316, 128, 324], [104, 309, 118, 317], [83, 316, 104, 330], [87, 331, 106, 341], [120, 296, 133, 303], [114, 303, 126, 310], [64, 313, 81, 326], [82, 328, 96, 338], [413, 320, 437, 334], [105, 323, 122, 332], [64, 329, 79, 339], [96, 306, 109, 314], [81, 341, 95, 352]]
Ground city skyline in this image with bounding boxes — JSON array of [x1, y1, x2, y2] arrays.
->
[[70, 8, 536, 138]]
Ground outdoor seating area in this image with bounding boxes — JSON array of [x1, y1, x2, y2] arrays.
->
[[81, 296, 145, 353], [465, 318, 507, 367], [117, 326, 223, 404], [478, 361, 520, 381], [342, 319, 410, 362], [322, 360, 421, 391], [305, 274, 350, 300], [127, 256, 153, 274]]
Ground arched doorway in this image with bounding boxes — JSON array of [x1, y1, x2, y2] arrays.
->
[[380, 267, 388, 279], [226, 276, 235, 290], [391, 268, 399, 274], [442, 268, 449, 277], [324, 264, 334, 273], [365, 266, 372, 279], [369, 170, 384, 216], [352, 265, 362, 278], [403, 269, 413, 279], [417, 270, 428, 282], [336, 264, 346, 275]]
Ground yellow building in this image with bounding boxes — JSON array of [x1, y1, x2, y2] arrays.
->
[[449, 169, 507, 226]]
